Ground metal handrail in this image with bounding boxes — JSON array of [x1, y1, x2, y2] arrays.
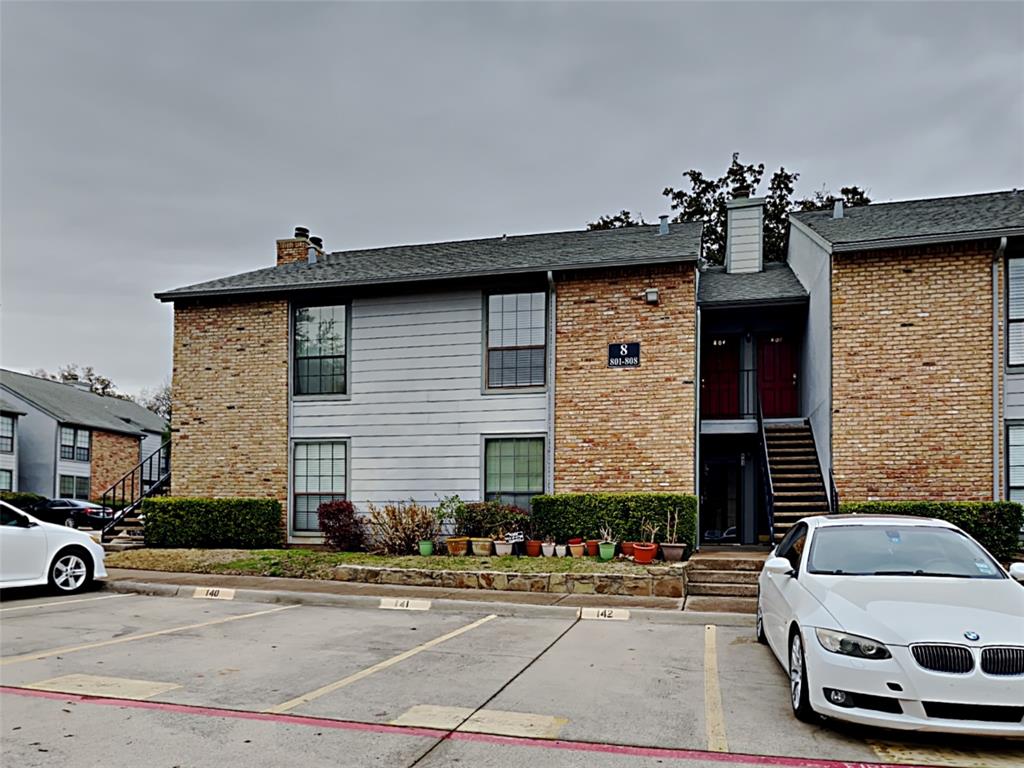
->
[[756, 394, 775, 544], [701, 367, 759, 420], [100, 441, 170, 542]]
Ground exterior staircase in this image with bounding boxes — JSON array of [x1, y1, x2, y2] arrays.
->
[[100, 441, 170, 550], [764, 423, 830, 542], [684, 551, 767, 613]]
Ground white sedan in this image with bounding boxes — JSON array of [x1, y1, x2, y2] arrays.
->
[[0, 500, 108, 594], [757, 514, 1024, 736]]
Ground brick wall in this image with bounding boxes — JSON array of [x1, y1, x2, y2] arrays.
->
[[554, 264, 696, 493], [276, 238, 308, 266], [832, 242, 999, 501], [90, 430, 141, 500], [171, 299, 289, 507]]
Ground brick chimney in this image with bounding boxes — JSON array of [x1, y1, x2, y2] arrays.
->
[[277, 226, 324, 266]]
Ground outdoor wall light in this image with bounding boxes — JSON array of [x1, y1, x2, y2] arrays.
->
[[642, 287, 659, 305]]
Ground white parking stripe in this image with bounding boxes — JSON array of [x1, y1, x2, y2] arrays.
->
[[0, 593, 134, 613]]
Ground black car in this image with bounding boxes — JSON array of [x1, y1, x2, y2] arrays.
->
[[30, 499, 114, 529]]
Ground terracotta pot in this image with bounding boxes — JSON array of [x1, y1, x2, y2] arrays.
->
[[419, 540, 434, 557], [554, 544, 567, 557], [445, 536, 469, 556], [542, 542, 555, 557], [620, 541, 636, 557], [661, 543, 687, 562], [471, 537, 493, 557], [585, 540, 599, 557], [568, 542, 585, 558], [494, 540, 513, 556], [568, 537, 583, 545], [633, 543, 658, 564], [525, 540, 542, 557], [598, 541, 616, 561]]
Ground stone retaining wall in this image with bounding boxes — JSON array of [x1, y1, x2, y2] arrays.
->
[[330, 564, 685, 598]]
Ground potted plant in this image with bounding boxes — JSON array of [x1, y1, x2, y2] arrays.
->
[[554, 543, 567, 557], [471, 536, 493, 556], [445, 536, 469, 556], [568, 541, 585, 558], [541, 539, 555, 557], [633, 522, 659, 565], [585, 538, 600, 557], [598, 526, 616, 561], [419, 539, 435, 556], [525, 539, 542, 557], [493, 526, 513, 556], [436, 495, 468, 555], [568, 537, 583, 546], [620, 540, 636, 557], [660, 507, 687, 562]]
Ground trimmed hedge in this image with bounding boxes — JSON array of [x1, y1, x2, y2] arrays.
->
[[839, 501, 1023, 562], [143, 497, 284, 549], [530, 493, 698, 547], [0, 491, 46, 511]]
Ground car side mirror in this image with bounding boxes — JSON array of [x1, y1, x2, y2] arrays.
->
[[17, 516, 36, 528], [1009, 563, 1024, 583], [765, 556, 794, 577]]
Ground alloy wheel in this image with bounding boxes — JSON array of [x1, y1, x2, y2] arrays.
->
[[789, 634, 803, 708], [53, 554, 88, 592], [64, 517, 77, 528]]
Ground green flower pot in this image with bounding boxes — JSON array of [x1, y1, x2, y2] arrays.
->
[[419, 540, 435, 556], [598, 542, 616, 561]]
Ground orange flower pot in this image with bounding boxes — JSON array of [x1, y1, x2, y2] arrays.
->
[[632, 543, 658, 564]]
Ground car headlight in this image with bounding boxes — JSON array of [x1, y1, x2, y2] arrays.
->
[[815, 628, 891, 660]]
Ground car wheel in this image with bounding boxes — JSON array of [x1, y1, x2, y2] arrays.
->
[[48, 548, 93, 594], [63, 516, 77, 529], [756, 599, 768, 645], [789, 630, 816, 723]]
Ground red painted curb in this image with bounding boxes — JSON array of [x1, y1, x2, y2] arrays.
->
[[1, 686, 931, 768]]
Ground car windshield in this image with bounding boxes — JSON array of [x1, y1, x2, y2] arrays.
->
[[807, 525, 1004, 579]]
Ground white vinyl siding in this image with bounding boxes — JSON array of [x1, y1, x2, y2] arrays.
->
[[291, 289, 549, 519]]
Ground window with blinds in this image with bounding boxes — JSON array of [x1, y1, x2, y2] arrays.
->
[[1008, 259, 1024, 366], [1008, 425, 1024, 505], [485, 292, 547, 389]]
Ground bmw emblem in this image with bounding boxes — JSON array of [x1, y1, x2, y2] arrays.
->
[[964, 631, 980, 642]]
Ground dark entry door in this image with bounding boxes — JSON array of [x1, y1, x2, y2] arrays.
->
[[758, 335, 798, 417], [701, 336, 740, 418], [702, 459, 740, 542]]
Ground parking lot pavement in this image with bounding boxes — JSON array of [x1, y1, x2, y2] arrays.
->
[[2, 590, 1023, 768]]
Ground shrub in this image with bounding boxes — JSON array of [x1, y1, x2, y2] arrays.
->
[[839, 501, 1023, 562], [531, 493, 697, 548], [143, 497, 283, 549], [0, 491, 46, 511], [317, 500, 366, 551], [367, 501, 439, 555]]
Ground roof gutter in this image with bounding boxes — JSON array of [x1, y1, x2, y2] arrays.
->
[[830, 227, 1024, 254], [154, 253, 700, 303], [994, 236, 1008, 500]]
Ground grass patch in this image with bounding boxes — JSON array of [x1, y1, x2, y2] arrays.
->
[[106, 548, 664, 579]]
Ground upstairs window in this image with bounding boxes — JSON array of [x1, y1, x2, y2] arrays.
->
[[60, 427, 90, 462], [0, 415, 13, 453], [486, 292, 547, 389], [1009, 258, 1024, 366], [295, 305, 348, 395]]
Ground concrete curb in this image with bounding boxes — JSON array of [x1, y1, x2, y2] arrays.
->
[[103, 580, 754, 627]]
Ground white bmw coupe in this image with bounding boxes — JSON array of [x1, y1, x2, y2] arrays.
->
[[0, 500, 108, 594], [757, 514, 1024, 736]]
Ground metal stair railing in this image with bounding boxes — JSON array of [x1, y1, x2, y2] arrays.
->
[[100, 441, 170, 542], [756, 394, 775, 545]]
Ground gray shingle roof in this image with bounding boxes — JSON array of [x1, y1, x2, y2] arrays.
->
[[0, 370, 167, 436], [698, 262, 808, 306], [0, 397, 26, 416], [156, 223, 703, 301], [792, 190, 1024, 252]]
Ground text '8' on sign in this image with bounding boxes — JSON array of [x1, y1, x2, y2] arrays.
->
[[608, 343, 640, 368]]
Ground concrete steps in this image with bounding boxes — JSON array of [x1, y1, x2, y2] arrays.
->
[[686, 551, 766, 609], [685, 595, 758, 614]]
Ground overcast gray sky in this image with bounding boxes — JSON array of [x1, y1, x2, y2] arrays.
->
[[2, 1, 1022, 396]]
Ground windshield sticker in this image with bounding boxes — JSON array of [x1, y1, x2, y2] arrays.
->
[[885, 530, 901, 544], [975, 560, 994, 574]]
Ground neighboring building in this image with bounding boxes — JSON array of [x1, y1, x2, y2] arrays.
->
[[0, 398, 25, 492], [0, 370, 168, 500], [157, 190, 1024, 546]]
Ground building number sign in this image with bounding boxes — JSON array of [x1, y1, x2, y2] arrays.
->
[[608, 343, 640, 368]]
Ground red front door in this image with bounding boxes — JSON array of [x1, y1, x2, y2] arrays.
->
[[758, 335, 798, 417], [701, 336, 740, 418]]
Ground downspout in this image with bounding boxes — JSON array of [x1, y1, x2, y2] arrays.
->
[[993, 236, 1007, 500], [694, 271, 702, 552], [547, 270, 556, 495]]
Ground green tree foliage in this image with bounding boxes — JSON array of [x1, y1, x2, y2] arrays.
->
[[30, 364, 133, 401], [588, 153, 870, 263]]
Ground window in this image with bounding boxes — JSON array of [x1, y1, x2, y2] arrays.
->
[[484, 437, 544, 510], [0, 470, 11, 492], [59, 475, 90, 500], [60, 426, 90, 462], [294, 305, 347, 395], [0, 415, 13, 453], [1008, 425, 1024, 505], [1009, 258, 1024, 366], [486, 292, 547, 388], [293, 441, 347, 532]]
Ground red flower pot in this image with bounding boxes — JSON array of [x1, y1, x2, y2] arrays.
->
[[568, 537, 583, 545], [621, 541, 636, 557], [632, 543, 658, 564], [585, 540, 599, 557], [525, 540, 542, 557]]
